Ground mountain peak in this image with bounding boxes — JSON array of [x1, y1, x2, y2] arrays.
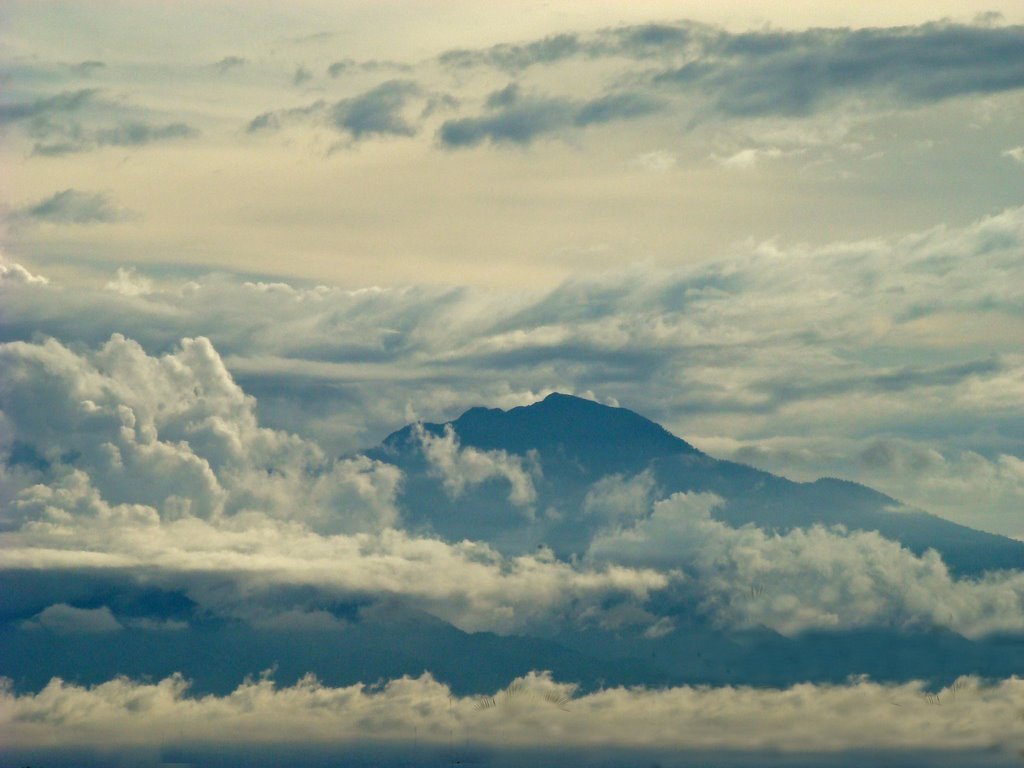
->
[[421, 392, 699, 474]]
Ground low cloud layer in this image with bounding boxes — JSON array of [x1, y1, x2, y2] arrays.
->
[[2, 671, 1022, 758]]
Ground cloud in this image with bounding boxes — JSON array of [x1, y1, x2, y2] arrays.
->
[[713, 146, 783, 169], [439, 33, 582, 72], [2, 511, 667, 634], [587, 490, 1024, 637], [582, 471, 655, 524], [68, 60, 106, 77], [653, 22, 1024, 118], [104, 267, 153, 296], [3, 333, 1020, 639], [0, 334, 401, 531], [432, 21, 1024, 124], [0, 334, 666, 634], [248, 81, 423, 140], [0, 88, 97, 125], [438, 91, 664, 148], [326, 59, 412, 78], [1004, 146, 1024, 163], [292, 65, 313, 86], [18, 189, 131, 225], [32, 121, 197, 156], [436, 24, 704, 72], [92, 121, 195, 147], [247, 100, 326, 133], [2, 671, 1022, 759], [19, 603, 123, 634], [417, 424, 539, 507], [212, 56, 246, 74], [331, 79, 421, 139], [629, 150, 677, 172], [0, 261, 49, 285], [0, 206, 1022, 535]]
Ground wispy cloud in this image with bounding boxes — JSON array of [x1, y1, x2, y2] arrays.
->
[[439, 90, 664, 148], [17, 189, 133, 224], [247, 80, 424, 140], [212, 55, 247, 74], [0, 88, 97, 125]]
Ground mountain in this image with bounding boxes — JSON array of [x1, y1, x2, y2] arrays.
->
[[369, 392, 1024, 576], [5, 393, 1022, 698]]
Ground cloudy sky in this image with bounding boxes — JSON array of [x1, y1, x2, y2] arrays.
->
[[3, 2, 1024, 765]]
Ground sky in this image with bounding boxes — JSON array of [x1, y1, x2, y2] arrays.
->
[[3, 2, 1024, 765]]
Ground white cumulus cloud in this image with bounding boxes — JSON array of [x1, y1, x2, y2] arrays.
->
[[588, 491, 1024, 637]]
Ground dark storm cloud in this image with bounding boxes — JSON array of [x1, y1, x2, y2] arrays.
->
[[19, 189, 130, 225], [438, 91, 664, 147]]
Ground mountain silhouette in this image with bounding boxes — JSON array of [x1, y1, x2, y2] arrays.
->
[[383, 392, 699, 475], [370, 392, 1024, 576]]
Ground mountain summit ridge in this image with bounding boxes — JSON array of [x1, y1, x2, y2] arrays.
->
[[382, 391, 698, 475]]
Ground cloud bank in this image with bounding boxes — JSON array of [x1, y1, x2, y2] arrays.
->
[[2, 671, 1022, 758]]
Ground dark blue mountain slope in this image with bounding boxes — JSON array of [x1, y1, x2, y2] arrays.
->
[[368, 393, 1024, 576]]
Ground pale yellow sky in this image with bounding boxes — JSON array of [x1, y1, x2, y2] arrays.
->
[[3, 1, 1024, 287]]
